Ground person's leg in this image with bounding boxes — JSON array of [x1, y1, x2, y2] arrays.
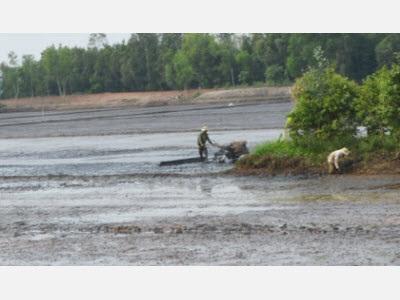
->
[[204, 147, 208, 160], [199, 147, 204, 159]]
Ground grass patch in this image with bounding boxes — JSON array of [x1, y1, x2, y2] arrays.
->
[[253, 139, 312, 158], [236, 139, 323, 175], [235, 135, 400, 176]]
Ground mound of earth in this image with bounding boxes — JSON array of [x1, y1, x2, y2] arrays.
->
[[0, 86, 292, 112], [195, 86, 292, 103]]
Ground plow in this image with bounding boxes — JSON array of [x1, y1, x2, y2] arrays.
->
[[159, 141, 249, 166]]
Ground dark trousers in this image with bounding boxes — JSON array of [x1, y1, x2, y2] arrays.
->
[[199, 146, 208, 160]]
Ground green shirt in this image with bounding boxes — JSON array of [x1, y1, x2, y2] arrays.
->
[[197, 131, 212, 147]]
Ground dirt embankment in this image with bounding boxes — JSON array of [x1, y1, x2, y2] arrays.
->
[[233, 153, 400, 177], [194, 86, 291, 103], [0, 86, 292, 112], [234, 155, 323, 176]]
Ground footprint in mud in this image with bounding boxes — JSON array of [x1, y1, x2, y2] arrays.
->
[[13, 221, 27, 227], [153, 227, 164, 234]]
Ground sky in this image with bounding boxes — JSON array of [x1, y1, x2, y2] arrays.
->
[[0, 33, 131, 64]]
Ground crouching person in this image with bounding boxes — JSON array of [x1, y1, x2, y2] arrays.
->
[[327, 147, 350, 174]]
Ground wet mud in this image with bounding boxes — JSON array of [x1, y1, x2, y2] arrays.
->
[[1, 100, 400, 265]]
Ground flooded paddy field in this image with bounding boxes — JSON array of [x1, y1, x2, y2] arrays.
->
[[1, 100, 400, 265]]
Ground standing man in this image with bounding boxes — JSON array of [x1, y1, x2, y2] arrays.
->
[[197, 125, 214, 160]]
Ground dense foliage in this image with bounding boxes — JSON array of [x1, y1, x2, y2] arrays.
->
[[242, 60, 400, 172], [356, 64, 400, 137], [288, 66, 359, 142], [284, 54, 400, 160], [1, 33, 400, 99], [235, 37, 400, 173]]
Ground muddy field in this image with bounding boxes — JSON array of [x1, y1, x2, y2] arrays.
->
[[1, 99, 400, 265]]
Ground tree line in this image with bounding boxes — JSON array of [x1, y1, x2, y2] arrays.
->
[[1, 33, 400, 99]]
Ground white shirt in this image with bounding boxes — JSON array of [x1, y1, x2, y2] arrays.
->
[[327, 149, 348, 170]]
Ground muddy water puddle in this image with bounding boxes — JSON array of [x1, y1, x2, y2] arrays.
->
[[0, 129, 280, 176], [1, 121, 400, 264], [2, 172, 400, 265]]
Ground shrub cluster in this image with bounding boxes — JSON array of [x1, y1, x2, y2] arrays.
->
[[287, 63, 400, 150], [356, 64, 400, 138], [288, 67, 359, 142], [237, 53, 400, 174]]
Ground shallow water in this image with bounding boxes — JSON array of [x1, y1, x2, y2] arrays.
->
[[1, 101, 400, 265], [0, 129, 281, 176]]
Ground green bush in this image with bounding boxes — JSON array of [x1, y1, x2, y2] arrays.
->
[[244, 60, 400, 173], [356, 135, 399, 155], [288, 66, 359, 142], [356, 64, 400, 137]]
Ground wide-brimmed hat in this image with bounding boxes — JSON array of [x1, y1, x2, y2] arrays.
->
[[201, 126, 208, 132]]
